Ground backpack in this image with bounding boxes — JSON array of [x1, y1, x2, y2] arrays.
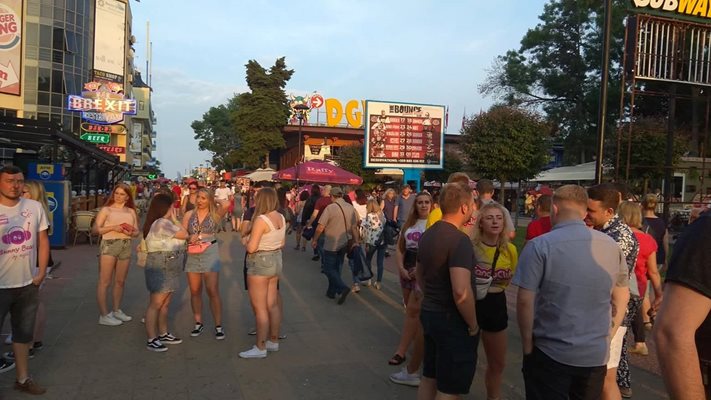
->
[[383, 220, 400, 246]]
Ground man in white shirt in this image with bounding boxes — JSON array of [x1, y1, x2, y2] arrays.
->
[[0, 165, 49, 394], [214, 181, 233, 203]]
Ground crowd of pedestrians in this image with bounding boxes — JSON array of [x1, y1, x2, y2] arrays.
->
[[0, 164, 710, 399]]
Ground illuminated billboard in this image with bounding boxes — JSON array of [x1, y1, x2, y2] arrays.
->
[[0, 0, 22, 95], [93, 0, 126, 81], [67, 81, 136, 124], [364, 100, 445, 170]]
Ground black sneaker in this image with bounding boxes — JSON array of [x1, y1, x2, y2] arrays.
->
[[311, 255, 320, 261], [215, 326, 225, 340], [146, 339, 167, 352], [3, 349, 35, 360], [190, 322, 204, 337], [32, 341, 43, 350], [337, 288, 351, 305], [0, 358, 15, 374], [158, 333, 183, 345]]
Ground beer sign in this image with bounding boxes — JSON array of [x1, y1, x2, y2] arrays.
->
[[80, 133, 110, 144]]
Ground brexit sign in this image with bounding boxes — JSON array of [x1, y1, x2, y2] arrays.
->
[[67, 81, 137, 125]]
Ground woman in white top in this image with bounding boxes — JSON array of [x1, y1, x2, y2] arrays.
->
[[93, 183, 140, 326], [141, 193, 189, 352], [240, 187, 286, 359]]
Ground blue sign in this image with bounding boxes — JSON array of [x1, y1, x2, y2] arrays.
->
[[47, 195, 58, 213], [43, 182, 68, 248], [26, 163, 64, 181]]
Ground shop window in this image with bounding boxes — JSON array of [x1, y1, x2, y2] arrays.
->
[[38, 48, 51, 62], [26, 23, 38, 46], [38, 92, 50, 106], [39, 25, 51, 48], [38, 68, 50, 91], [51, 94, 63, 108], [51, 69, 65, 93]]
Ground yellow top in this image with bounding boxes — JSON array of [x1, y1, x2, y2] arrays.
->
[[473, 242, 518, 291], [426, 207, 443, 229]]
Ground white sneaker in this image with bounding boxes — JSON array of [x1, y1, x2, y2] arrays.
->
[[112, 310, 132, 322], [265, 340, 279, 352], [389, 367, 421, 387], [239, 345, 267, 359], [99, 314, 123, 326]]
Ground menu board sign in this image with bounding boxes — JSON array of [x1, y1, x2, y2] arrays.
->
[[363, 100, 444, 169]]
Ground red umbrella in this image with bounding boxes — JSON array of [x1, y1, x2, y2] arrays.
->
[[273, 160, 363, 185]]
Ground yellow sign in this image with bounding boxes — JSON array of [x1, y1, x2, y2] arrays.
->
[[632, 0, 711, 21], [35, 164, 54, 178], [324, 99, 366, 128]]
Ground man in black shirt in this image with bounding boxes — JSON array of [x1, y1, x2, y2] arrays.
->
[[416, 182, 480, 399], [654, 212, 711, 399]]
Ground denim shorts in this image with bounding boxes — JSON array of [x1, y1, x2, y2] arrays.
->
[[185, 242, 221, 273], [145, 251, 184, 293], [0, 284, 40, 344], [246, 249, 282, 277], [420, 309, 479, 395], [100, 238, 132, 260]]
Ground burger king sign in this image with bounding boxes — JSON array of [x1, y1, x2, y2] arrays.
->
[[0, 0, 21, 96]]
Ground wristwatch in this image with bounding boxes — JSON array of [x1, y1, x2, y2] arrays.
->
[[468, 326, 480, 336]]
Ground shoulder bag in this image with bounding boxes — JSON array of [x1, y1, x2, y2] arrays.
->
[[335, 202, 356, 253], [475, 246, 500, 300]]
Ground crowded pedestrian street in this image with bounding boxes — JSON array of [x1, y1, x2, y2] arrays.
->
[[0, 228, 669, 400]]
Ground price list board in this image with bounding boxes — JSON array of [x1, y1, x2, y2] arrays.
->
[[364, 101, 445, 169]]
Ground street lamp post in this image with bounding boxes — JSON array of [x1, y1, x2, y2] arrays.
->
[[294, 103, 310, 188]]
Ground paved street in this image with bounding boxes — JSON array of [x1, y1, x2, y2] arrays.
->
[[0, 231, 669, 399]]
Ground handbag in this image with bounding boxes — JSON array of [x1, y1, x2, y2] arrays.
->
[[335, 202, 355, 252], [301, 226, 315, 240], [475, 246, 500, 300], [187, 240, 215, 255], [136, 238, 148, 268]]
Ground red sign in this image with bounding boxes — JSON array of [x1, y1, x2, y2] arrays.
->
[[98, 145, 125, 154], [81, 123, 126, 134], [310, 94, 324, 109]]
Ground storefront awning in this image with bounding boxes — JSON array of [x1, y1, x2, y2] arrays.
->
[[0, 116, 123, 167]]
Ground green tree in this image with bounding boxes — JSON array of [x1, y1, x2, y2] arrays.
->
[[333, 145, 376, 183], [462, 105, 551, 196], [424, 151, 466, 182], [191, 95, 241, 170], [480, 0, 629, 165], [231, 57, 294, 168]]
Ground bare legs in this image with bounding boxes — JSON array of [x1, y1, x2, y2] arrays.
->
[[393, 289, 421, 360], [187, 272, 222, 326], [602, 367, 622, 400], [247, 274, 281, 350], [145, 292, 172, 339], [112, 259, 130, 313], [481, 330, 507, 399]]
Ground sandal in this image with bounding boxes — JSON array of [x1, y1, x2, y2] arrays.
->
[[388, 353, 406, 366]]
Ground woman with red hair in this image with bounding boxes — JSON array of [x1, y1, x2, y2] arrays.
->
[[93, 183, 140, 326]]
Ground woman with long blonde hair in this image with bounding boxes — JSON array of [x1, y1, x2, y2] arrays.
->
[[93, 183, 140, 326], [472, 201, 518, 400], [239, 187, 285, 358], [181, 188, 230, 339]]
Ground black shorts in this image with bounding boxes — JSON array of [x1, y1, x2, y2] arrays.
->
[[0, 284, 39, 344], [476, 291, 508, 332], [420, 309, 479, 395]]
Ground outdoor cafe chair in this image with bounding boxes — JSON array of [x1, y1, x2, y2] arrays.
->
[[73, 211, 96, 246]]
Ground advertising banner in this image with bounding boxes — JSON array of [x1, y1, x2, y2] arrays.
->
[[93, 0, 126, 79], [0, 0, 22, 95], [130, 122, 142, 153], [364, 100, 445, 169], [630, 0, 711, 24], [67, 81, 136, 124]]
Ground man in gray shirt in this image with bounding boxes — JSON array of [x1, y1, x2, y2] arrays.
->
[[312, 187, 359, 305], [394, 184, 415, 229], [512, 185, 630, 400]]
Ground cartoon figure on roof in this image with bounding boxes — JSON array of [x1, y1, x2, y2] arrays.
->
[[288, 94, 312, 124]]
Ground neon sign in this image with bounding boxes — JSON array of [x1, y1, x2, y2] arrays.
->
[[67, 81, 136, 125]]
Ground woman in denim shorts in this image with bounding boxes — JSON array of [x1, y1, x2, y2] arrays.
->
[[93, 183, 140, 326], [239, 188, 286, 359], [141, 194, 189, 352], [181, 188, 230, 340]]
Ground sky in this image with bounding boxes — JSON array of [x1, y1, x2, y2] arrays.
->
[[129, 0, 549, 179]]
